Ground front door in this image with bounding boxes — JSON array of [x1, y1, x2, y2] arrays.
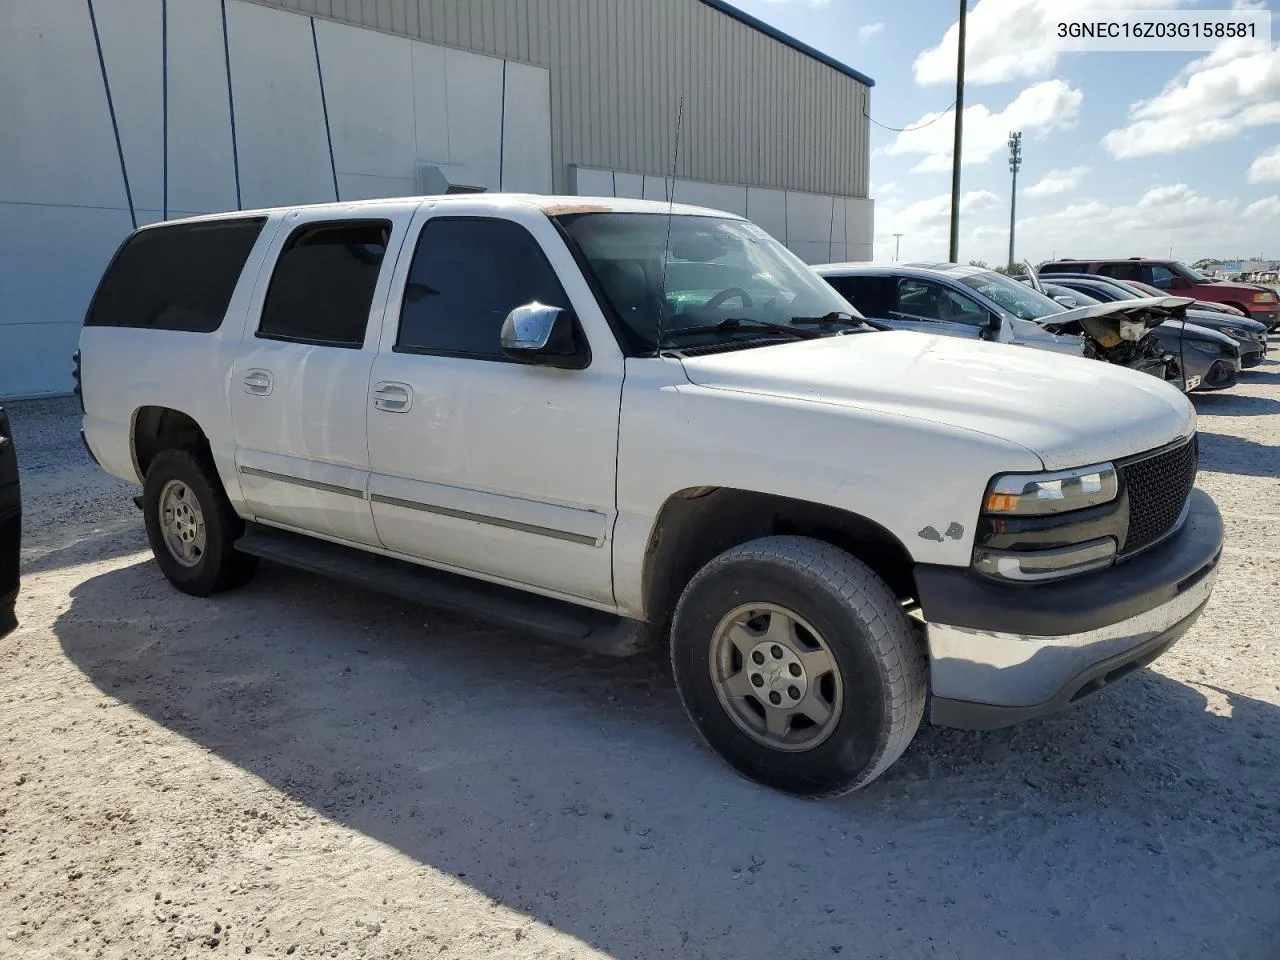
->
[[365, 202, 623, 606], [229, 204, 416, 545]]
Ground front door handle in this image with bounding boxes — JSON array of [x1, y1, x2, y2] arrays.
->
[[372, 382, 412, 412], [243, 369, 273, 396]]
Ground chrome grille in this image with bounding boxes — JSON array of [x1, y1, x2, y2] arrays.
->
[[1119, 436, 1198, 555]]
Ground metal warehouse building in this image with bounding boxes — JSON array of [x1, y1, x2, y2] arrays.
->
[[0, 0, 874, 399]]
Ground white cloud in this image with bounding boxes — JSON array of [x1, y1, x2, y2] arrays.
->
[[1102, 37, 1279, 158], [858, 22, 885, 43], [1244, 195, 1280, 219], [1249, 146, 1280, 182], [874, 190, 1001, 257], [914, 0, 1174, 87], [1024, 166, 1090, 197], [884, 80, 1083, 173]]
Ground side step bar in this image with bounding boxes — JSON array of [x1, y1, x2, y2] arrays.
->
[[234, 522, 651, 657]]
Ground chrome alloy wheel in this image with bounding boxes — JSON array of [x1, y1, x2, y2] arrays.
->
[[157, 479, 206, 568], [709, 603, 844, 752]]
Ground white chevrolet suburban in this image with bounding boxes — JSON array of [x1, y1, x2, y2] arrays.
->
[[77, 194, 1224, 796]]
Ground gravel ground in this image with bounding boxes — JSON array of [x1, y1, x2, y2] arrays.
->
[[2, 360, 1278, 960]]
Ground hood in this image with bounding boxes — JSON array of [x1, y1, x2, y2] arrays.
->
[[1037, 296, 1194, 346], [1201, 278, 1275, 298], [678, 332, 1194, 471], [1159, 320, 1237, 348], [1185, 309, 1267, 335]]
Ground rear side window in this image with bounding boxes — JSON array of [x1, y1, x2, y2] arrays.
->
[[85, 217, 266, 331], [396, 217, 569, 359], [257, 221, 390, 348], [1099, 262, 1142, 282], [826, 275, 898, 318]]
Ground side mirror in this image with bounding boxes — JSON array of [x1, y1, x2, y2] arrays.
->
[[1053, 295, 1077, 307], [499, 303, 587, 369], [983, 313, 1003, 340], [1169, 275, 1192, 290]]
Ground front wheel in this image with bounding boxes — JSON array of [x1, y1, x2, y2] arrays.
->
[[670, 536, 926, 797]]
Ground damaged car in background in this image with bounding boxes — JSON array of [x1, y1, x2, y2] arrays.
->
[[815, 262, 1194, 390]]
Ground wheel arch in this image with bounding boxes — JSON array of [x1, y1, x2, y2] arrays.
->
[[130, 405, 214, 480], [641, 486, 919, 629]]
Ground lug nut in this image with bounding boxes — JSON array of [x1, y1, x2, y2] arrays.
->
[[788, 663, 801, 677], [750, 674, 764, 687], [770, 645, 783, 659], [752, 651, 765, 665], [768, 691, 782, 705], [788, 686, 800, 700]]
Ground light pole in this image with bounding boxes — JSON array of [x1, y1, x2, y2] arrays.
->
[[947, 0, 968, 263], [1007, 131, 1022, 270], [893, 233, 904, 261]]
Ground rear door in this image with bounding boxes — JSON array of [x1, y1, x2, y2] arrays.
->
[[0, 408, 19, 638], [229, 204, 416, 545]]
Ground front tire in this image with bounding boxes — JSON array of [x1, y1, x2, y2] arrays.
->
[[142, 448, 258, 596], [670, 536, 926, 797]]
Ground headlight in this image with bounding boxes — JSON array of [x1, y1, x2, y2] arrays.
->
[[1253, 291, 1276, 304], [974, 539, 1116, 582], [1222, 327, 1247, 341], [983, 462, 1118, 516]]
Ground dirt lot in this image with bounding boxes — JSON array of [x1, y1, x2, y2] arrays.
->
[[2, 364, 1278, 960]]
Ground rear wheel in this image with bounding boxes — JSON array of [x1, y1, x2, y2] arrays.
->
[[670, 536, 926, 797], [143, 448, 257, 596]]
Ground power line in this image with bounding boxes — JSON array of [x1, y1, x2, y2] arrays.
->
[[864, 101, 958, 133]]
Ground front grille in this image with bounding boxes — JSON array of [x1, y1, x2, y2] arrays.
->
[[1119, 436, 1197, 555]]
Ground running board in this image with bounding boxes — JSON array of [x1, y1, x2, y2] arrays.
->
[[234, 522, 651, 657]]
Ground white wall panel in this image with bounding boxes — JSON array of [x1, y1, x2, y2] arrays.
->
[[166, 0, 238, 214], [444, 48, 503, 192], [745, 188, 787, 244], [675, 180, 747, 217], [846, 198, 874, 257], [314, 19, 416, 187], [225, 1, 334, 208], [500, 61, 552, 194], [411, 41, 450, 166], [641, 175, 671, 202], [572, 167, 615, 198], [0, 202, 134, 397], [337, 174, 415, 202], [612, 172, 644, 199], [786, 192, 835, 246], [0, 1, 125, 209], [95, 0, 164, 213]]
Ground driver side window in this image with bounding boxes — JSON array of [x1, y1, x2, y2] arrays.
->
[[396, 217, 569, 360], [897, 279, 987, 326], [1148, 265, 1178, 289]]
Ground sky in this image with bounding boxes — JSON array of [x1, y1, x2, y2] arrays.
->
[[728, 0, 1280, 267]]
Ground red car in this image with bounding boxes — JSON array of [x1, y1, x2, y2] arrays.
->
[[1040, 258, 1280, 331]]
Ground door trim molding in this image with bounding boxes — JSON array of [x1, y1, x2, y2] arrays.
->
[[239, 465, 365, 499], [370, 492, 601, 546]]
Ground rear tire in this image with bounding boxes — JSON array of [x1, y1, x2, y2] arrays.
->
[[670, 535, 926, 797], [142, 448, 258, 596]]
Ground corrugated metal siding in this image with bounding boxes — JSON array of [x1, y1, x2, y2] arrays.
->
[[247, 0, 869, 198]]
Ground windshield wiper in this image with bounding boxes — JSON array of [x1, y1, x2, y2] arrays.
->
[[791, 311, 889, 332], [660, 317, 821, 343]]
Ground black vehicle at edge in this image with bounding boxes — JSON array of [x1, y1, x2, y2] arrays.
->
[[0, 408, 20, 638]]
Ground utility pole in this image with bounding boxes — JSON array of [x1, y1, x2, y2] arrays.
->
[[947, 0, 968, 263], [1007, 131, 1022, 270], [893, 233, 903, 261]]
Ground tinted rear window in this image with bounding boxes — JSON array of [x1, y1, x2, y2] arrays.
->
[[85, 218, 266, 331]]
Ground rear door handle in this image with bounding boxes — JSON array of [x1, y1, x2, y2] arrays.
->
[[243, 369, 273, 396], [372, 381, 412, 412]]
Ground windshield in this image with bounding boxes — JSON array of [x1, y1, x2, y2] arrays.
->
[[554, 213, 863, 352], [956, 270, 1066, 320], [1174, 262, 1213, 283]]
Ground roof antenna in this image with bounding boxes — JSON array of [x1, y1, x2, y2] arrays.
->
[[656, 95, 685, 355]]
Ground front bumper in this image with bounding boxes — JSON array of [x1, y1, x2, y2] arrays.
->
[[1197, 358, 1239, 390], [918, 488, 1223, 730], [1248, 308, 1279, 331]]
